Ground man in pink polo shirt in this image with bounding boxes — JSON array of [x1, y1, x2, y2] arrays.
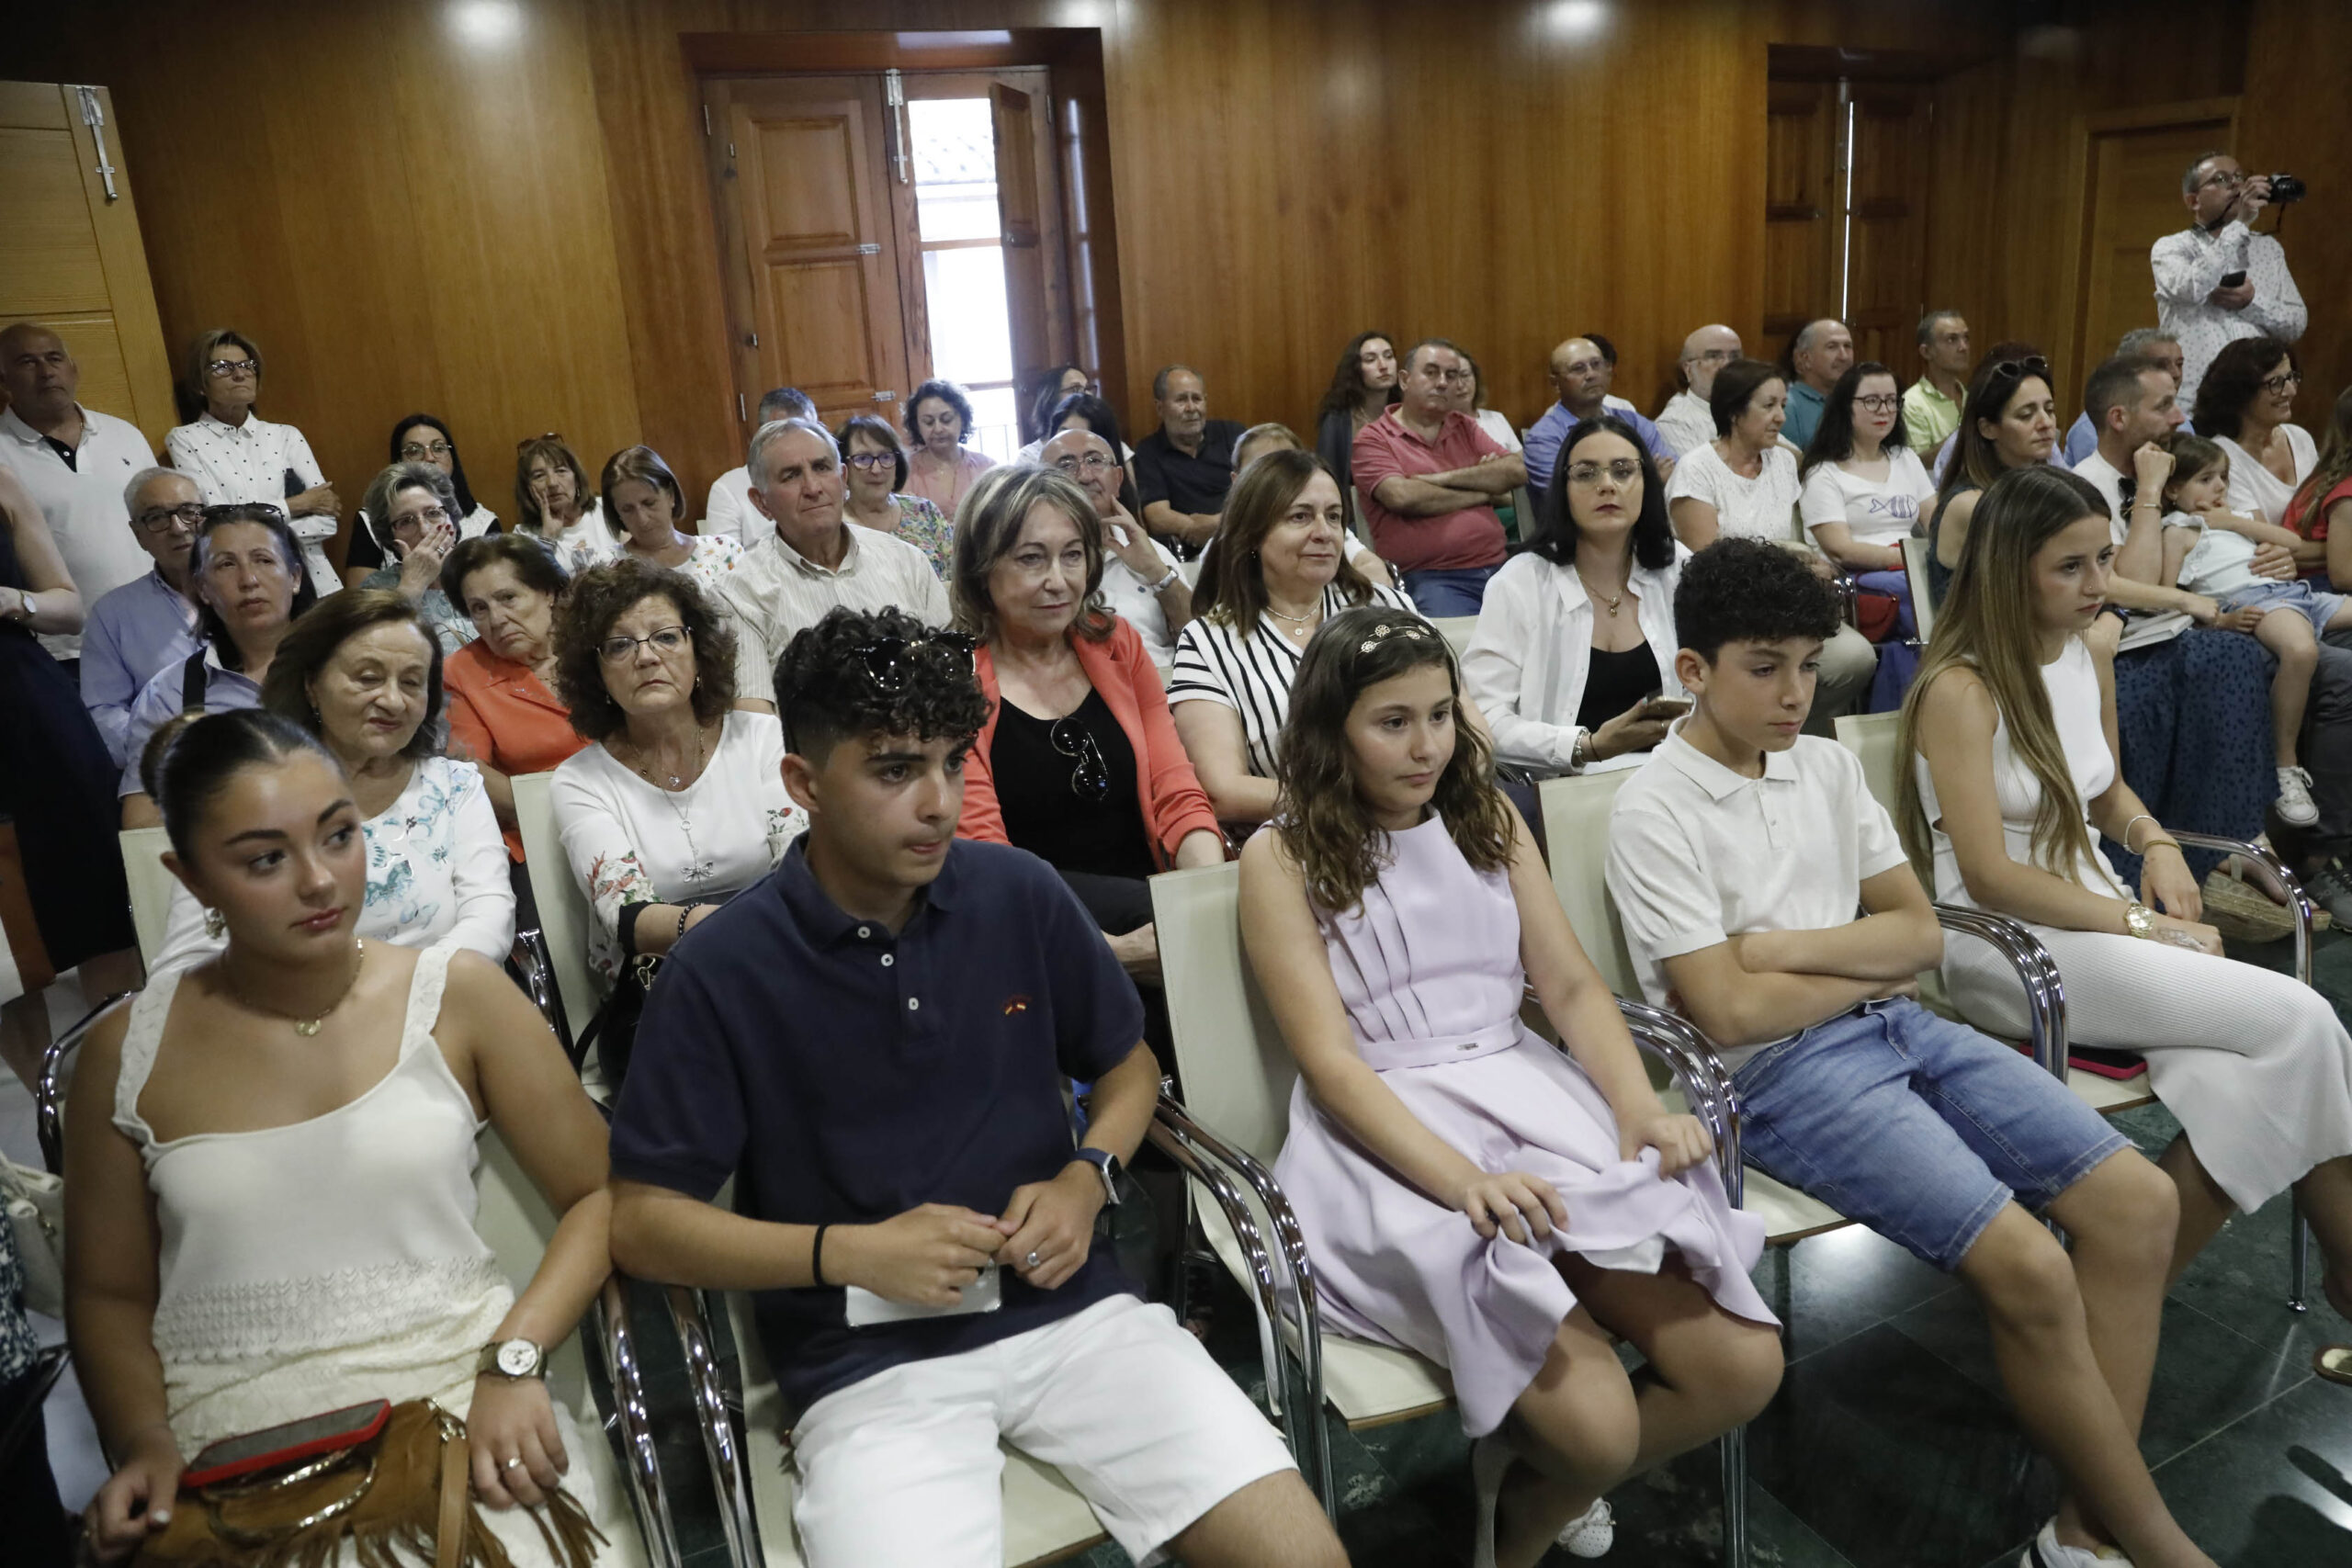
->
[[1351, 338, 1523, 615]]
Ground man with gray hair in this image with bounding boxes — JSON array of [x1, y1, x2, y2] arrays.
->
[[718, 416, 949, 711], [2064, 329, 2192, 467], [1778, 317, 1853, 451], [1900, 310, 1971, 457], [0, 321, 158, 661], [704, 386, 817, 537], [2154, 152, 2305, 412], [1655, 324, 1741, 457], [80, 467, 205, 765], [1133, 365, 1245, 554]]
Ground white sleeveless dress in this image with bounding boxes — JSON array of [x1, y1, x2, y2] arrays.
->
[[113, 942, 631, 1566], [1917, 637, 2352, 1212]]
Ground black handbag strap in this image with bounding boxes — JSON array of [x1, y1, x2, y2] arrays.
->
[[179, 649, 209, 716]]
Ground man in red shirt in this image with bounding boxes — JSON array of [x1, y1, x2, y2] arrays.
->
[[1351, 339, 1524, 615]]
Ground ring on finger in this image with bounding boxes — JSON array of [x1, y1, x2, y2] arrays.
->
[[1024, 1249, 1042, 1269], [504, 1456, 525, 1471]]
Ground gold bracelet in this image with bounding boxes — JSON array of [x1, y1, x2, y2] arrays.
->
[[2139, 837, 2183, 853]]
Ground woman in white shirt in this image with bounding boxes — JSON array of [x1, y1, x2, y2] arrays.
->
[[148, 591, 514, 974], [548, 558, 805, 986], [1665, 359, 1803, 547], [599, 445, 744, 599], [1464, 415, 1687, 777], [514, 435, 617, 572], [1800, 363, 1938, 642], [2195, 336, 2316, 526], [164, 330, 343, 598]]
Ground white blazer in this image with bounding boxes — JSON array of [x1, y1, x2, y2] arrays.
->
[[1461, 545, 1688, 775]]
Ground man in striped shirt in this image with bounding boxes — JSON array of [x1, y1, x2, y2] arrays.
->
[[721, 418, 950, 712]]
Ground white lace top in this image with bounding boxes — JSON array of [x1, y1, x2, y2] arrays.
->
[[113, 942, 514, 1451]]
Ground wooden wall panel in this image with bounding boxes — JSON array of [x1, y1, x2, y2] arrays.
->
[[2240, 0, 2352, 430]]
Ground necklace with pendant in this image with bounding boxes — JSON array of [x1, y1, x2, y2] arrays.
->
[[1577, 569, 1627, 617], [626, 724, 710, 789], [230, 940, 366, 1037]]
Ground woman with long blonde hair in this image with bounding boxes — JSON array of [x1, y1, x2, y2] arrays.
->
[[1903, 463, 2352, 1388]]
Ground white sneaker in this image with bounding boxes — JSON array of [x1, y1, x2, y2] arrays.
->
[[1556, 1495, 1615, 1557], [2278, 765, 2321, 827], [2019, 1517, 2135, 1565]]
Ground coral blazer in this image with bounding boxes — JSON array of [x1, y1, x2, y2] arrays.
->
[[960, 615, 1221, 868]]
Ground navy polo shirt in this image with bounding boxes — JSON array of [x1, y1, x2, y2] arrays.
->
[[609, 837, 1147, 1412], [1134, 420, 1248, 518]]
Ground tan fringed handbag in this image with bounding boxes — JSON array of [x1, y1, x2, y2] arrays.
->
[[136, 1400, 604, 1568]]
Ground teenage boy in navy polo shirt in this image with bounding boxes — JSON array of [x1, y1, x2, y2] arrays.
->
[[608, 607, 1342, 1568]]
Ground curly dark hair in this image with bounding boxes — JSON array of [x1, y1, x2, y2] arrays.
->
[[775, 606, 989, 761], [1798, 362, 1912, 476], [906, 378, 978, 446], [1315, 330, 1401, 424], [1525, 415, 1676, 572], [2194, 335, 2298, 442], [262, 589, 446, 760], [1273, 606, 1515, 916], [551, 558, 739, 741], [1672, 537, 1842, 663], [441, 529, 570, 607]]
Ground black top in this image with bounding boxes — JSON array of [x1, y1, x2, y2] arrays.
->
[[991, 687, 1155, 882], [610, 838, 1145, 1411], [1576, 642, 1661, 733], [1134, 420, 1248, 520]]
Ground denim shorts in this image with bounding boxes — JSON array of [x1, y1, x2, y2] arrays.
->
[[1731, 998, 2128, 1270], [2219, 578, 2348, 636]]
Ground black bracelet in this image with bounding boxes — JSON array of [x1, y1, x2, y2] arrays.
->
[[675, 906, 692, 944], [810, 1224, 830, 1287]]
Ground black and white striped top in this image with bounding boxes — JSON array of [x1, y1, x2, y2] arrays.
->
[[1166, 581, 1419, 777]]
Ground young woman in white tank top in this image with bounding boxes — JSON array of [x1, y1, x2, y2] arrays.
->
[[67, 710, 628, 1566], [1904, 464, 2352, 1393]]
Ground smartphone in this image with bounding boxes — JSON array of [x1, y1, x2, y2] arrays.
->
[[1638, 695, 1693, 720], [183, 1399, 390, 1490], [2219, 269, 2248, 288]]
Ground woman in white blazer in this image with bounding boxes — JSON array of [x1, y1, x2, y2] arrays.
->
[[1464, 413, 1690, 778]]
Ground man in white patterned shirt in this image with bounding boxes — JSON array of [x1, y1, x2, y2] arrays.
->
[[720, 418, 950, 712], [2153, 152, 2306, 412]]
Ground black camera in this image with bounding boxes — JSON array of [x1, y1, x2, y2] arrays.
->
[[2266, 174, 2308, 205]]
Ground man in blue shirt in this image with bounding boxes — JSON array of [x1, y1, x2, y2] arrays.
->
[[1522, 334, 1674, 496], [1779, 318, 1853, 452], [608, 607, 1340, 1568], [82, 468, 203, 768]]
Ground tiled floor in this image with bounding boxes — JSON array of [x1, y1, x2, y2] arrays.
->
[[14, 931, 2352, 1566]]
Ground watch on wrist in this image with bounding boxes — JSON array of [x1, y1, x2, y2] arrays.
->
[[2123, 901, 2158, 941], [1069, 1147, 1122, 1206], [478, 1338, 549, 1380], [1147, 567, 1181, 595]]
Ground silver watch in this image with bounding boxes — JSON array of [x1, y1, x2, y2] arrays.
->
[[478, 1338, 548, 1380]]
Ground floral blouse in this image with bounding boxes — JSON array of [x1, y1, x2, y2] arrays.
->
[[887, 493, 956, 581]]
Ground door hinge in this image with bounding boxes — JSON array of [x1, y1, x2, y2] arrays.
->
[[702, 102, 711, 136], [749, 332, 760, 348], [854, 243, 881, 256], [74, 86, 120, 202], [737, 393, 747, 422]]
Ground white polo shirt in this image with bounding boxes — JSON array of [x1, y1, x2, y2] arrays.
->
[[1605, 727, 1909, 1068], [720, 522, 952, 705], [0, 403, 156, 660]]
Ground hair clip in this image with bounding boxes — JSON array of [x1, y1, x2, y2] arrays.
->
[[1358, 620, 1436, 654]]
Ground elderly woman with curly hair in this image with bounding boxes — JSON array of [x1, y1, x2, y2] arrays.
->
[[548, 558, 805, 990], [902, 378, 997, 515]]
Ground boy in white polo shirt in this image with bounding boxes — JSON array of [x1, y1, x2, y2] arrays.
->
[[1604, 539, 2217, 1568]]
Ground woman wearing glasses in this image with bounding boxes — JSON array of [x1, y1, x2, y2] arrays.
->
[[2199, 337, 2315, 527], [836, 414, 954, 579], [341, 414, 501, 588], [951, 465, 1224, 992], [548, 559, 804, 990], [164, 330, 343, 598], [1800, 363, 1936, 647], [354, 461, 478, 654]]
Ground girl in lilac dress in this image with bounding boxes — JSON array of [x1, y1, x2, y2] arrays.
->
[[1238, 607, 1781, 1568]]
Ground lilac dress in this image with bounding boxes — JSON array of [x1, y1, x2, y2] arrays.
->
[[1271, 815, 1776, 1437]]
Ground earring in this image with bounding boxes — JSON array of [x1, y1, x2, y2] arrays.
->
[[203, 908, 227, 940]]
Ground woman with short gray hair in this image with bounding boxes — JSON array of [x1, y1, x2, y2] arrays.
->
[[356, 461, 476, 653], [164, 328, 344, 598]]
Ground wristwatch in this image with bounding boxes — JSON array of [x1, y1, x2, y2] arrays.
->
[[1145, 566, 1182, 596], [477, 1338, 549, 1380], [2123, 901, 2158, 941], [1068, 1147, 1123, 1206]]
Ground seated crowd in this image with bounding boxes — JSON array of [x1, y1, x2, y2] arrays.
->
[[3, 166, 2350, 1566]]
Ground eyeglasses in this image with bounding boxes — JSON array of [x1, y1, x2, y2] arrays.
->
[[1686, 348, 1740, 367], [399, 439, 454, 461], [1990, 356, 2052, 383], [390, 504, 452, 532], [204, 502, 287, 523], [135, 502, 206, 534], [598, 626, 691, 662], [1854, 394, 1902, 413], [1566, 459, 1642, 487], [205, 357, 259, 378], [2199, 168, 2245, 191], [844, 451, 897, 472], [854, 629, 979, 694], [2262, 370, 2303, 395], [1049, 716, 1111, 802], [1050, 452, 1116, 475]]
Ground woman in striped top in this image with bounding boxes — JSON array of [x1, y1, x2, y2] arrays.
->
[[1169, 448, 1419, 823]]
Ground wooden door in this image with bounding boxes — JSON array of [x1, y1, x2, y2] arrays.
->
[[0, 81, 174, 445], [704, 76, 914, 438], [1764, 79, 1842, 355], [1845, 85, 1933, 370], [2071, 102, 2237, 399], [989, 82, 1053, 402]]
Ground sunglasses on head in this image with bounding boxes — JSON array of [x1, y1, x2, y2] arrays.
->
[[1988, 356, 2051, 384], [854, 630, 979, 694]]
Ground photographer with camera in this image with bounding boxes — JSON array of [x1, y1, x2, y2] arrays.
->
[[2154, 152, 2307, 412]]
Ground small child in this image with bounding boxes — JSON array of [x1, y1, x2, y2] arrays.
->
[[2164, 434, 2352, 826]]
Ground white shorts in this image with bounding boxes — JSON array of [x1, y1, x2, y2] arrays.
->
[[789, 1293, 1296, 1567]]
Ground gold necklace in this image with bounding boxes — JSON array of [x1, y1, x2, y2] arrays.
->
[[1576, 567, 1627, 617], [622, 723, 710, 789], [227, 940, 366, 1037]]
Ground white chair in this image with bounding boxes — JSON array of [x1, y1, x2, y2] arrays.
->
[[1149, 857, 1751, 1558], [1833, 710, 2316, 1307], [119, 827, 176, 965], [1902, 535, 1937, 643], [512, 770, 601, 1077], [1431, 615, 1477, 657]]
